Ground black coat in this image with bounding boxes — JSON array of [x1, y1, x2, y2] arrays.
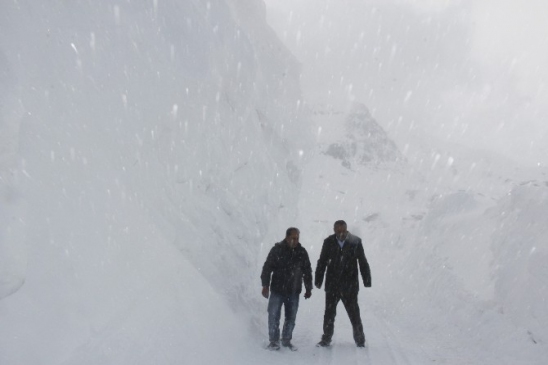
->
[[315, 233, 371, 293], [261, 240, 313, 296]]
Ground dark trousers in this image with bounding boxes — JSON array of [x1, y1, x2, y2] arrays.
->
[[321, 290, 365, 345]]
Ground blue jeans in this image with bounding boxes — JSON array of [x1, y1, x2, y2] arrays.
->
[[267, 292, 300, 343]]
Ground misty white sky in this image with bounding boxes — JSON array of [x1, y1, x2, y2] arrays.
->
[[264, 0, 548, 166]]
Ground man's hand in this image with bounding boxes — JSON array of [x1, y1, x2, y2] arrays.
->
[[315, 283, 321, 289], [304, 290, 312, 299], [262, 286, 269, 299]]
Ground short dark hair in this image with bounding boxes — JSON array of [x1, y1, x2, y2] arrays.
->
[[334, 220, 347, 227], [286, 227, 300, 237]]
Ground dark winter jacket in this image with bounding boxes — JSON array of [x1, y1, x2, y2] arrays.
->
[[315, 233, 371, 293], [261, 240, 313, 296]]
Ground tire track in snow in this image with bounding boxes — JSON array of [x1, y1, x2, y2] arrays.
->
[[364, 302, 435, 365], [366, 312, 412, 364], [314, 345, 333, 365], [354, 344, 371, 365]]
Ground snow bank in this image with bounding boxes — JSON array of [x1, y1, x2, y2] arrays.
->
[[490, 184, 548, 346], [0, 1, 310, 363], [301, 103, 548, 363]]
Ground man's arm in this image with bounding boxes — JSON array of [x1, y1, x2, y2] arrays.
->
[[357, 241, 371, 287], [302, 249, 313, 298], [260, 247, 276, 298], [315, 239, 329, 288]]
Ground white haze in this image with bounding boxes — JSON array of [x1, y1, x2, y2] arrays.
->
[[264, 0, 548, 167], [1, 1, 547, 364]]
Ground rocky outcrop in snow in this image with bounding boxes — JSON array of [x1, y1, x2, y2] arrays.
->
[[323, 103, 403, 169]]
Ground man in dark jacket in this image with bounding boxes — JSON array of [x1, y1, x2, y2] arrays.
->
[[261, 227, 313, 351], [315, 220, 371, 348]]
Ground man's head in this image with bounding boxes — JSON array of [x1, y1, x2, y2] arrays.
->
[[333, 220, 348, 241], [285, 227, 300, 248]]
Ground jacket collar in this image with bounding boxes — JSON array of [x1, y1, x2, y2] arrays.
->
[[330, 232, 354, 244]]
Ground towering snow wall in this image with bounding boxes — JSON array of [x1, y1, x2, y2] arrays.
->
[[0, 1, 310, 363]]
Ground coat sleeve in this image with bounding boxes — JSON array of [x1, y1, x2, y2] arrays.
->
[[302, 249, 313, 292], [357, 241, 371, 287], [314, 239, 329, 288], [260, 247, 276, 287]]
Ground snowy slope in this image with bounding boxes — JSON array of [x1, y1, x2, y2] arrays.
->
[[0, 1, 311, 364], [297, 102, 548, 364]]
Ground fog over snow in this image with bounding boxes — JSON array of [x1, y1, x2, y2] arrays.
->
[[1, 1, 547, 364], [264, 0, 548, 167]]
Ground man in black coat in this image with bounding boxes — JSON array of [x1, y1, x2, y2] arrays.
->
[[315, 220, 371, 347], [261, 227, 313, 351]]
